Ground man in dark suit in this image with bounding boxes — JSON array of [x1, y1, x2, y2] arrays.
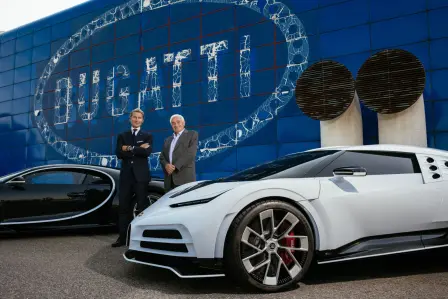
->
[[159, 114, 198, 191], [112, 108, 152, 247]]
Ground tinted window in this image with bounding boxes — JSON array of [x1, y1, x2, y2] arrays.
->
[[219, 150, 341, 181], [316, 150, 420, 177], [84, 171, 111, 185], [24, 170, 87, 184]]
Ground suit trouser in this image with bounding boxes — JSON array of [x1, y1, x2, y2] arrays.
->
[[118, 170, 148, 240], [165, 175, 179, 192]]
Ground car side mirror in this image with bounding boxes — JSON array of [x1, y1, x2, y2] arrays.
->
[[333, 166, 367, 177], [6, 176, 26, 185]]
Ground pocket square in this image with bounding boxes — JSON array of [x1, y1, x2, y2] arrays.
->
[[137, 141, 143, 143]]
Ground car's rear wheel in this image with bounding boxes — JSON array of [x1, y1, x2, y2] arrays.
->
[[224, 199, 315, 292], [132, 192, 162, 218]]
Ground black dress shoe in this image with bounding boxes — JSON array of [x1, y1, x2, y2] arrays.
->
[[111, 237, 125, 248]]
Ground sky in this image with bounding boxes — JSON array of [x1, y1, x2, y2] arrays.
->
[[0, 0, 89, 32]]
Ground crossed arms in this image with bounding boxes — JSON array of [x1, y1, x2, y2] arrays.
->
[[115, 133, 153, 159]]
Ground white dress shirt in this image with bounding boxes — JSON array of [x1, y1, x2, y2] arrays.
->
[[169, 129, 185, 164], [131, 127, 141, 135]]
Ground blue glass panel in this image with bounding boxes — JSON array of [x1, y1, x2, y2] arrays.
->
[[319, 0, 369, 33], [170, 18, 201, 44], [251, 70, 275, 95], [0, 85, 13, 103], [116, 15, 141, 38], [89, 117, 113, 138], [251, 45, 274, 71], [320, 25, 370, 58], [428, 0, 448, 9], [115, 34, 140, 57], [200, 100, 236, 125], [434, 101, 448, 131], [33, 27, 51, 47], [0, 116, 11, 132], [0, 70, 14, 87], [15, 34, 33, 52], [15, 49, 32, 68], [88, 137, 113, 155], [370, 0, 426, 22], [90, 24, 114, 45], [51, 21, 71, 41], [430, 38, 448, 69], [45, 145, 65, 161], [92, 42, 114, 63], [239, 21, 274, 48], [237, 144, 277, 170], [197, 147, 237, 173], [14, 65, 31, 84], [27, 144, 46, 162], [0, 55, 15, 72], [12, 96, 30, 115], [32, 43, 51, 63], [28, 128, 44, 145], [319, 0, 347, 7], [170, 3, 201, 23], [13, 81, 31, 100], [202, 9, 234, 36], [235, 5, 265, 28], [282, 0, 318, 13], [278, 142, 320, 157], [142, 27, 169, 50], [141, 6, 169, 31], [431, 70, 448, 100], [1, 40, 16, 57], [277, 116, 320, 143], [12, 113, 29, 130], [371, 13, 428, 49], [435, 132, 448, 150]]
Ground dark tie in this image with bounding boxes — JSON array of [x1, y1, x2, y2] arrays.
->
[[132, 129, 137, 145]]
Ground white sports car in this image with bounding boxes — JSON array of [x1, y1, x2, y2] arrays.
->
[[124, 144, 448, 292]]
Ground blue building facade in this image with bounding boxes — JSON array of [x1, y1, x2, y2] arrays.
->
[[0, 0, 447, 179]]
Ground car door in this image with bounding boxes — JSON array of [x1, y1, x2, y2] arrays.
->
[[316, 150, 442, 243], [1, 168, 88, 224], [78, 170, 114, 225], [413, 153, 448, 246]]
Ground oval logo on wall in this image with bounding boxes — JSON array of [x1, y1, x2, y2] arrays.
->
[[33, 0, 309, 171]]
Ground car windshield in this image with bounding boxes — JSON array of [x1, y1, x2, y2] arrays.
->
[[218, 150, 340, 182]]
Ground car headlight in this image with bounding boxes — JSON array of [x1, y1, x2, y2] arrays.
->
[[169, 190, 229, 208]]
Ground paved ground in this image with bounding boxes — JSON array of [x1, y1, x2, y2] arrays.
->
[[1, 229, 448, 299]]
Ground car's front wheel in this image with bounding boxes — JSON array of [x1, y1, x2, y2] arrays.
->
[[224, 199, 315, 292]]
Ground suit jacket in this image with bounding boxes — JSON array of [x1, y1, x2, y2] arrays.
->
[[159, 129, 198, 187], [116, 129, 153, 183]]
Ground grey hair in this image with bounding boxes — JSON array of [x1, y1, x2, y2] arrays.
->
[[170, 114, 185, 123], [130, 108, 144, 118]]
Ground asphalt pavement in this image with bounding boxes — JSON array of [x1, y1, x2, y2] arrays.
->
[[1, 229, 447, 299]]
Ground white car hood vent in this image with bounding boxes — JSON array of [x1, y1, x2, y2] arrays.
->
[[169, 180, 217, 198]]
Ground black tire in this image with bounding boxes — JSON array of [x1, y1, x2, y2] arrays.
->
[[223, 199, 315, 292], [132, 191, 162, 218]]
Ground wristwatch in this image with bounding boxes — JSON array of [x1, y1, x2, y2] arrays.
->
[[127, 146, 134, 151]]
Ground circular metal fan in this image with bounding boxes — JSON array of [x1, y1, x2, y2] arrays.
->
[[355, 49, 426, 114], [295, 60, 355, 121]]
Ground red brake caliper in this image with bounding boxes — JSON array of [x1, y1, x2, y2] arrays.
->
[[280, 232, 295, 265]]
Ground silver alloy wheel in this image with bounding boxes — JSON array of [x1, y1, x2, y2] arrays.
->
[[133, 194, 160, 218], [240, 209, 309, 286]]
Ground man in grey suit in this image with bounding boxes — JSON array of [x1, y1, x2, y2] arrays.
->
[[159, 114, 198, 191]]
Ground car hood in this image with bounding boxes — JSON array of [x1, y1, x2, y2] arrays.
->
[[147, 180, 249, 209]]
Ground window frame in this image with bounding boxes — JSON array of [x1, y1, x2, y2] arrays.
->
[[314, 150, 422, 177], [21, 168, 88, 185]]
